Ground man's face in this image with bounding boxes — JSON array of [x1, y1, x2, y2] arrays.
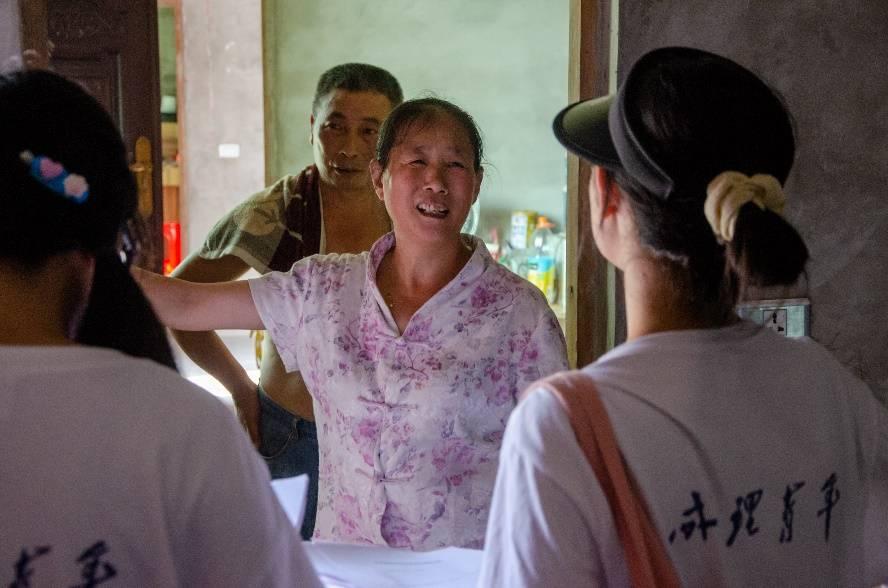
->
[[311, 90, 395, 192]]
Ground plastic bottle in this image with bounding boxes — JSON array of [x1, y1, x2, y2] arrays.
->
[[509, 210, 537, 250], [526, 216, 559, 304]]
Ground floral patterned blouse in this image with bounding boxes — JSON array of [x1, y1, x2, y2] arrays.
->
[[249, 233, 568, 550]]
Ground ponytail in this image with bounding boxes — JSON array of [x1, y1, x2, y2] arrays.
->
[[726, 204, 808, 297], [76, 253, 178, 371]]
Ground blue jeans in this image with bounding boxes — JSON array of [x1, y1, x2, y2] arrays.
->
[[257, 386, 318, 540]]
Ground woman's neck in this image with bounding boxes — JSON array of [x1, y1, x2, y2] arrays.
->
[[376, 236, 473, 333], [622, 256, 736, 341], [388, 236, 472, 296], [0, 264, 76, 346]]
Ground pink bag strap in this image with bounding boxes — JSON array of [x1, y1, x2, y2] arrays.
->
[[525, 371, 681, 588]]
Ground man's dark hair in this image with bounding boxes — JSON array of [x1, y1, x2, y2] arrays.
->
[[312, 63, 403, 114]]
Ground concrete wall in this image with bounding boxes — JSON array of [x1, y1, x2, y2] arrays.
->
[[179, 2, 265, 253], [618, 2, 888, 402], [0, 0, 21, 71], [264, 0, 570, 236]]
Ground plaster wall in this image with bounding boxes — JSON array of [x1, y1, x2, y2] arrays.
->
[[264, 0, 570, 234], [179, 1, 265, 253], [618, 2, 888, 402]]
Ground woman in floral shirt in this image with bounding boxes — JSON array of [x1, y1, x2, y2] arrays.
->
[[138, 98, 568, 550]]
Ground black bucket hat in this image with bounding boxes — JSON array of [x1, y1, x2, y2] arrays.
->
[[552, 46, 793, 201]]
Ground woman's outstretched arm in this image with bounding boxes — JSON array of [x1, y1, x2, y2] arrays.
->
[[132, 266, 263, 332]]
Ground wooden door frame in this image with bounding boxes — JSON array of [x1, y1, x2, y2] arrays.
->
[[567, 0, 613, 367], [17, 0, 165, 272], [157, 0, 187, 220], [18, 0, 50, 69]]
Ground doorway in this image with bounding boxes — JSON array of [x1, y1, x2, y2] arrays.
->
[[157, 0, 183, 275], [17, 0, 165, 271]]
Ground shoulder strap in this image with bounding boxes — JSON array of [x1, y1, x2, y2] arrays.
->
[[530, 371, 681, 588], [267, 165, 323, 272]]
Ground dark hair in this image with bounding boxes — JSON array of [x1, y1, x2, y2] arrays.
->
[[375, 97, 484, 171], [0, 69, 176, 370], [312, 63, 403, 114], [608, 51, 808, 316]]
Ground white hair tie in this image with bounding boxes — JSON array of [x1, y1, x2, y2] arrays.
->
[[704, 171, 785, 242]]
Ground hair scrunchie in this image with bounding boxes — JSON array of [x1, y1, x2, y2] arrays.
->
[[704, 171, 785, 242]]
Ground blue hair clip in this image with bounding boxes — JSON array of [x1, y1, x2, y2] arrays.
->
[[19, 150, 90, 204]]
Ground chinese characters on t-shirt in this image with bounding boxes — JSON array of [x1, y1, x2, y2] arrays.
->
[[668, 472, 841, 547], [7, 540, 115, 587]]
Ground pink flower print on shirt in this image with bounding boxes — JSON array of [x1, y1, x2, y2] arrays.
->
[[249, 233, 569, 549], [484, 358, 507, 383], [507, 326, 545, 370], [388, 420, 417, 450], [454, 283, 518, 333], [381, 502, 425, 549], [470, 284, 500, 309], [332, 494, 367, 542], [402, 314, 437, 343], [355, 416, 381, 441], [352, 415, 383, 467], [432, 438, 477, 473]]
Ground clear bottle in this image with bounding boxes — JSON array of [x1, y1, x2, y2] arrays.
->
[[526, 216, 559, 304]]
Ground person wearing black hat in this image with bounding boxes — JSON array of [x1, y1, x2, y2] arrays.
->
[[480, 47, 887, 586]]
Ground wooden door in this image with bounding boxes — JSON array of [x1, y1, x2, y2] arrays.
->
[[18, 0, 164, 271]]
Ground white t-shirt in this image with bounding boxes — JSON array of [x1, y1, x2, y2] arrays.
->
[[0, 346, 321, 587], [480, 322, 888, 587]]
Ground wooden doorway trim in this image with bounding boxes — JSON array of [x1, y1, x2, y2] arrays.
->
[[18, 0, 164, 272], [18, 0, 50, 69], [567, 0, 613, 367]]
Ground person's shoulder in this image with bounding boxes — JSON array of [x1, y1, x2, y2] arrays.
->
[[288, 250, 368, 275], [779, 332, 847, 364], [225, 176, 291, 212], [89, 350, 234, 421], [254, 251, 367, 303], [482, 255, 554, 311], [756, 330, 869, 388], [505, 385, 576, 460], [315, 249, 369, 265], [227, 171, 312, 218]]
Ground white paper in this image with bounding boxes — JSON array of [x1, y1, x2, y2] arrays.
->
[[304, 542, 483, 588], [271, 474, 309, 529]]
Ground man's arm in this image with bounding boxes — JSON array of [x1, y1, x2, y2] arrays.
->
[[169, 252, 263, 443]]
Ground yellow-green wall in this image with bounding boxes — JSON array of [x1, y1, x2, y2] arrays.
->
[[263, 0, 570, 233]]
